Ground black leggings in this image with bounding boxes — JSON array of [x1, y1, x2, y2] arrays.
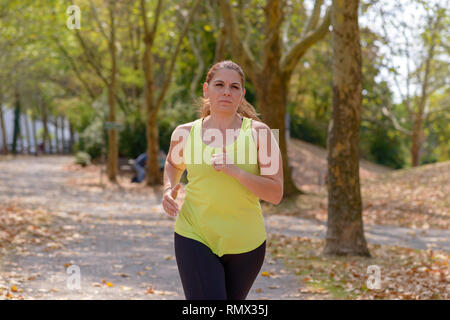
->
[[174, 232, 266, 300]]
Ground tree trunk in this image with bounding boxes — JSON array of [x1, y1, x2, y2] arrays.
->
[[12, 89, 21, 155], [69, 120, 75, 153], [0, 99, 8, 155], [23, 111, 31, 154], [41, 102, 49, 154], [61, 116, 65, 154], [31, 114, 37, 155], [54, 117, 60, 154], [107, 1, 118, 182], [256, 72, 301, 198], [323, 0, 370, 257], [142, 30, 162, 185], [411, 114, 423, 167], [146, 112, 162, 185]]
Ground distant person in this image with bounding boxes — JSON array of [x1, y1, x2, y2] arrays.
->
[[162, 60, 283, 300], [131, 150, 166, 183], [38, 142, 44, 155]]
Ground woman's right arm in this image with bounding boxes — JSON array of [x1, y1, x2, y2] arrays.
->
[[162, 125, 189, 216]]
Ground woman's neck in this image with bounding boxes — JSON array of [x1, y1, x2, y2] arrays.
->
[[203, 113, 242, 131]]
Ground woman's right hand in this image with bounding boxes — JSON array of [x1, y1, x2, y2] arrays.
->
[[162, 183, 181, 217]]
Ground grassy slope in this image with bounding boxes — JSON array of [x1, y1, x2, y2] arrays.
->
[[262, 138, 449, 230]]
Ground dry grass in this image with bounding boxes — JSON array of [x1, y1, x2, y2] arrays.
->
[[262, 139, 449, 230], [267, 233, 450, 300]]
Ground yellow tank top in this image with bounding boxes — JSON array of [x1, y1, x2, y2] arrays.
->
[[174, 116, 266, 257]]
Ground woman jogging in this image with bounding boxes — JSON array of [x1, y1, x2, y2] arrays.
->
[[162, 60, 283, 300]]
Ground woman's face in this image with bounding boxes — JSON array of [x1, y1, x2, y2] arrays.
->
[[203, 68, 245, 116]]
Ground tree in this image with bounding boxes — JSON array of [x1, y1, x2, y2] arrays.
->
[[375, 0, 448, 166], [218, 0, 331, 198], [323, 0, 370, 257], [140, 0, 200, 185]]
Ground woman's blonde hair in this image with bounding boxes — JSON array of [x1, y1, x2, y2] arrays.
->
[[196, 60, 261, 121]]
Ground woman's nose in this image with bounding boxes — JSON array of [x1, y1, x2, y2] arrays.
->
[[223, 87, 231, 95]]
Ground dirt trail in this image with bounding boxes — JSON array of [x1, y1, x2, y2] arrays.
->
[[1, 156, 448, 300], [0, 156, 303, 300]]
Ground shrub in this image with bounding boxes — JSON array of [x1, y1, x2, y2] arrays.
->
[[75, 151, 91, 167]]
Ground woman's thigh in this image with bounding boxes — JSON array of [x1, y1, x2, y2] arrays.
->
[[174, 232, 227, 300], [221, 240, 266, 300]]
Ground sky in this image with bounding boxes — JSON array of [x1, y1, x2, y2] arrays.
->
[[358, 0, 448, 104], [305, 0, 448, 104]]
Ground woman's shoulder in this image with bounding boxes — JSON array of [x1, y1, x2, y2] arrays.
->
[[173, 120, 198, 137], [249, 118, 270, 130], [248, 118, 271, 150]]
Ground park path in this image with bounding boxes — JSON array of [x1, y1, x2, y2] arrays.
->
[[0, 156, 449, 300], [0, 156, 303, 300]]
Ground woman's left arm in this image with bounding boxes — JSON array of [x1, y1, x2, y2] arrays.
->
[[223, 122, 284, 205]]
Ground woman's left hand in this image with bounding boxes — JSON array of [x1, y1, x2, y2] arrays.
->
[[211, 147, 239, 177]]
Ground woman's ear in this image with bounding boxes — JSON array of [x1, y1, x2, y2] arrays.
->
[[203, 82, 209, 98], [240, 88, 246, 104]]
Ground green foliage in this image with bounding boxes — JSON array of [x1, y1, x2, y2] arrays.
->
[[363, 127, 405, 169], [78, 118, 104, 160], [289, 113, 328, 148], [118, 115, 147, 159], [2, 0, 447, 173], [75, 151, 91, 167]]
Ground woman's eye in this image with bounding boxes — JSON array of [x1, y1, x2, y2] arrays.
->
[[232, 86, 239, 89], [215, 83, 223, 87]]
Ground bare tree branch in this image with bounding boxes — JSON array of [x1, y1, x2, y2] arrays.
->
[[300, 0, 324, 39], [218, 0, 261, 84], [155, 0, 201, 109], [188, 32, 205, 100], [51, 36, 97, 100], [280, 5, 331, 75], [381, 104, 412, 135], [140, 0, 163, 50], [89, 0, 110, 43]]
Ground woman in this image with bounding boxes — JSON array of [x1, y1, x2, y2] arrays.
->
[[162, 60, 283, 300]]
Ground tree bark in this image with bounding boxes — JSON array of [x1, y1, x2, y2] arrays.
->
[[31, 113, 37, 155], [141, 0, 162, 185], [40, 98, 49, 154], [411, 115, 424, 167], [61, 116, 65, 153], [107, 1, 118, 182], [12, 88, 21, 155], [0, 96, 8, 154], [69, 120, 75, 153], [323, 0, 370, 257], [141, 0, 200, 186], [23, 111, 31, 154], [54, 117, 60, 154]]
